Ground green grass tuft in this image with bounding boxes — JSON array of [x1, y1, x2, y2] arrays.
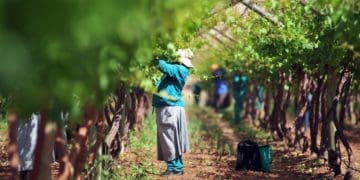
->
[[0, 121, 7, 131], [128, 113, 157, 150], [118, 113, 160, 179], [0, 117, 7, 133]]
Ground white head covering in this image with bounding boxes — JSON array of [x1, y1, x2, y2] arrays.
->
[[176, 48, 194, 68]]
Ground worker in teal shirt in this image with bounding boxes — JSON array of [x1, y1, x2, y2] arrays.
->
[[233, 71, 248, 124], [152, 49, 193, 176], [152, 59, 189, 107], [256, 85, 264, 110], [192, 81, 202, 105]]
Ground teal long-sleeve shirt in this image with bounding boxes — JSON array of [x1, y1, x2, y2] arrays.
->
[[152, 60, 190, 107], [233, 75, 248, 99]]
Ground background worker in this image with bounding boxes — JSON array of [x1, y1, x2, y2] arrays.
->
[[233, 70, 248, 124], [211, 64, 229, 112]]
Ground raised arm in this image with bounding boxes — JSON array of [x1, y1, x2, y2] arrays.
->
[[158, 60, 179, 77]]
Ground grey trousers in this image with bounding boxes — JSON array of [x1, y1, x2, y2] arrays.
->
[[17, 113, 40, 171], [156, 106, 190, 161]]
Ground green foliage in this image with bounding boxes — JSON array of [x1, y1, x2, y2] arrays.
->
[[0, 96, 7, 133], [123, 163, 158, 180], [221, 104, 272, 142], [92, 154, 121, 180], [120, 113, 160, 178], [0, 0, 223, 121], [0, 96, 7, 117], [128, 113, 157, 150], [0, 0, 359, 122], [188, 107, 236, 155], [0, 118, 7, 134], [192, 0, 360, 91]]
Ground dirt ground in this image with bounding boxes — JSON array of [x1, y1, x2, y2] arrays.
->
[[0, 109, 359, 179], [121, 108, 360, 179], [145, 111, 341, 179]]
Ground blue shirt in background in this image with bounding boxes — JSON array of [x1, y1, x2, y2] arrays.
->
[[152, 60, 190, 107], [213, 68, 229, 95]]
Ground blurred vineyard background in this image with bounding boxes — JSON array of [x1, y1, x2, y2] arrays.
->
[[0, 0, 360, 179]]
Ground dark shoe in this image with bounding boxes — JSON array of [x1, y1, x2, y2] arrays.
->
[[173, 170, 184, 175], [161, 170, 184, 176]]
